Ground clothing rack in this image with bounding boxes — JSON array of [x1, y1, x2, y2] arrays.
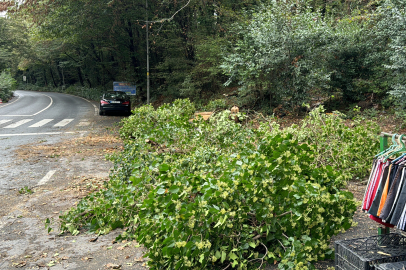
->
[[375, 132, 406, 235]]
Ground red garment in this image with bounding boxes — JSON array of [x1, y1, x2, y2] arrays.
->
[[369, 214, 394, 228], [363, 162, 384, 211]]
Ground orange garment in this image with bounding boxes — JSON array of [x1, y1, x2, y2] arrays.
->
[[377, 164, 392, 216]]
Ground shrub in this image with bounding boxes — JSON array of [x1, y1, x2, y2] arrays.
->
[[0, 70, 16, 101], [56, 100, 369, 269], [127, 135, 356, 270], [260, 106, 380, 182], [204, 99, 228, 111]]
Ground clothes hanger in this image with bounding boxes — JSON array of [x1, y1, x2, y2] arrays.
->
[[384, 134, 405, 162], [376, 133, 398, 158], [392, 153, 406, 163], [392, 135, 406, 163]]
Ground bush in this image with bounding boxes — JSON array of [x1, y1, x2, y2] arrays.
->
[[55, 100, 374, 269], [0, 70, 16, 102], [263, 106, 381, 182], [204, 99, 228, 111], [21, 83, 105, 101], [128, 135, 356, 270]]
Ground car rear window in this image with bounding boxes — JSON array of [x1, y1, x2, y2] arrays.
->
[[104, 92, 128, 99]]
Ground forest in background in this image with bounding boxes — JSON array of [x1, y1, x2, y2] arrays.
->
[[1, 0, 406, 114]]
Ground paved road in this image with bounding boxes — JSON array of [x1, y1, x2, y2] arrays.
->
[[0, 90, 98, 193], [0, 90, 97, 137], [0, 91, 149, 270]]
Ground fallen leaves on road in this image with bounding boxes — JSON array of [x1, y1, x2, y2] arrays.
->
[[15, 134, 123, 160], [62, 176, 109, 196], [106, 263, 122, 269], [12, 261, 26, 268], [81, 256, 93, 261], [89, 236, 99, 242], [134, 256, 144, 262]]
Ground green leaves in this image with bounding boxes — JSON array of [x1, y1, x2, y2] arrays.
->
[[159, 164, 170, 172], [156, 188, 166, 195], [57, 101, 367, 269], [0, 70, 16, 101]]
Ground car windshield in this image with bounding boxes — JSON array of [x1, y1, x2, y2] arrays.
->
[[104, 92, 128, 99]]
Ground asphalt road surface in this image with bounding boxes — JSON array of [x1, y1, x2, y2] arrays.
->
[[0, 90, 149, 270], [0, 90, 98, 193], [0, 90, 97, 140]]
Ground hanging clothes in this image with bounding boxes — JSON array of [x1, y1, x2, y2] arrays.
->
[[388, 169, 406, 225], [397, 203, 406, 230], [361, 137, 406, 231], [379, 166, 403, 221], [384, 168, 406, 224], [377, 163, 398, 215], [368, 164, 391, 216], [362, 159, 384, 212]]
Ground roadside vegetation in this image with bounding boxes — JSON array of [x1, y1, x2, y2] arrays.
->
[[0, 69, 16, 102], [0, 0, 406, 114], [51, 99, 379, 269], [3, 0, 406, 268]]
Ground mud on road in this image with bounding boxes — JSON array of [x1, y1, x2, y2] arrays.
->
[[0, 120, 148, 270]]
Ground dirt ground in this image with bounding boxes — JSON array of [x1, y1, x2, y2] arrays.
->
[[1, 112, 405, 270]]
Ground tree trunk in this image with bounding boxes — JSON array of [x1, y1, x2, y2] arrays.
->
[[77, 67, 84, 86], [126, 20, 139, 76], [49, 66, 57, 87], [43, 69, 48, 86]]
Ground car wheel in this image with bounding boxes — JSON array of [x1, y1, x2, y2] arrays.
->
[[99, 108, 104, 115]]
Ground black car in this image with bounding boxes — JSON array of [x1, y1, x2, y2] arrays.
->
[[99, 91, 131, 115]]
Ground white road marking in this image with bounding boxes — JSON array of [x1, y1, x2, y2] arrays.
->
[[29, 119, 53, 128], [0, 120, 12, 125], [37, 170, 56, 186], [0, 132, 62, 137], [70, 94, 98, 116], [0, 131, 87, 137], [0, 93, 53, 117], [32, 94, 53, 116], [4, 119, 33, 128], [77, 121, 90, 126], [54, 119, 74, 127]]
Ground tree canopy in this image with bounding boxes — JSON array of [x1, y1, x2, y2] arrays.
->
[[0, 0, 405, 111]]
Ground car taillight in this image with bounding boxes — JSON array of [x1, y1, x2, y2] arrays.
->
[[122, 101, 130, 105], [100, 100, 109, 105]]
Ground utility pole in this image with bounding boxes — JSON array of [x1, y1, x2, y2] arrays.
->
[[146, 0, 150, 104]]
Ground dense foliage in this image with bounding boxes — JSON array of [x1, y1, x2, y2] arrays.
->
[[273, 106, 381, 181], [55, 99, 380, 269], [0, 70, 16, 101], [376, 0, 406, 107], [0, 0, 404, 112]]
